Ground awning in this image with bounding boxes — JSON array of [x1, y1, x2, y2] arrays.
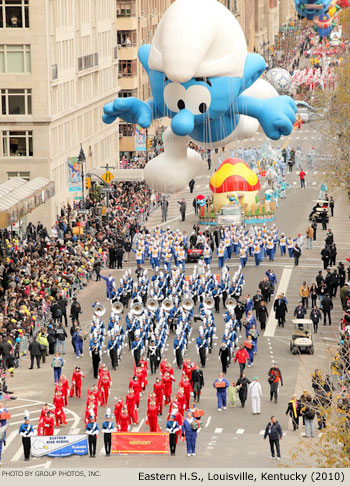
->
[[0, 177, 55, 227]]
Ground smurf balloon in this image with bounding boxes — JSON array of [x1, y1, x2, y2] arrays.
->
[[103, 0, 296, 193], [294, 0, 332, 20]]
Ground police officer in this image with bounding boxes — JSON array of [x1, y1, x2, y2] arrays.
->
[[101, 408, 115, 456]]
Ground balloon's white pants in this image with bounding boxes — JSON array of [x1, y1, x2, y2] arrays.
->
[[251, 396, 261, 414]]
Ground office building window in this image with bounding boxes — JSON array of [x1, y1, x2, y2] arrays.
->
[[118, 89, 137, 98], [2, 130, 33, 156], [0, 44, 31, 73], [117, 30, 137, 47], [119, 123, 135, 136], [116, 1, 136, 17], [0, 0, 29, 28], [118, 59, 137, 77], [7, 170, 30, 180], [1, 88, 32, 114]]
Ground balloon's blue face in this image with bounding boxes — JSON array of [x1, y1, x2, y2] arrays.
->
[[148, 68, 243, 138], [149, 70, 242, 121]]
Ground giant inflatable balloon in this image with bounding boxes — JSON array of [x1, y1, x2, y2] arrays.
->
[[294, 0, 332, 20], [103, 0, 296, 194]]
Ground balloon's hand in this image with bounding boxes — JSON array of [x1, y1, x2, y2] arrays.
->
[[259, 97, 297, 140], [102, 97, 152, 127]]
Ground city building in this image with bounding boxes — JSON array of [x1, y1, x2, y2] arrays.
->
[[117, 0, 173, 158], [0, 0, 119, 227]]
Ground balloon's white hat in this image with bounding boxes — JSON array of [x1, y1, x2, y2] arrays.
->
[[149, 0, 247, 83]]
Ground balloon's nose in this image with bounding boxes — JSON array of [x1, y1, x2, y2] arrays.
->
[[171, 109, 195, 137]]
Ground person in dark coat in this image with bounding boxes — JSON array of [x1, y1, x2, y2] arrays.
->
[[188, 179, 195, 193], [109, 247, 116, 269], [47, 324, 57, 354], [190, 364, 204, 402], [321, 246, 330, 270], [57, 296, 68, 327], [321, 294, 333, 325], [285, 395, 300, 431], [321, 209, 328, 230], [310, 306, 322, 333], [236, 373, 250, 408], [28, 337, 41, 369], [273, 295, 288, 328], [0, 339, 12, 370], [93, 259, 102, 281], [264, 416, 283, 459], [256, 301, 269, 331], [178, 199, 186, 221], [115, 246, 124, 269], [219, 343, 230, 374]]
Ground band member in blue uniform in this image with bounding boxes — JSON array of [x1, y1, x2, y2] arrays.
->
[[101, 408, 115, 456], [86, 413, 99, 457], [19, 411, 34, 461]]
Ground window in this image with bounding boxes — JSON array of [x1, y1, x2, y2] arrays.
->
[[2, 130, 33, 156], [51, 64, 58, 80], [119, 123, 135, 137], [118, 89, 137, 98], [0, 44, 31, 73], [7, 170, 30, 180], [116, 1, 135, 17], [78, 52, 98, 72], [1, 88, 31, 114], [0, 0, 29, 28], [117, 30, 137, 47], [118, 59, 137, 77]]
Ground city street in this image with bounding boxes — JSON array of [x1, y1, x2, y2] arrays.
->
[[3, 121, 348, 469]]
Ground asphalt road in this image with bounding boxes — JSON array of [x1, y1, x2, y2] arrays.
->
[[3, 121, 349, 469]]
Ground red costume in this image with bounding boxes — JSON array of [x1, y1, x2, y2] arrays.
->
[[153, 380, 164, 414], [125, 391, 138, 424], [147, 402, 159, 432], [118, 409, 131, 432], [42, 413, 55, 436], [162, 373, 175, 405], [69, 369, 85, 398], [114, 399, 124, 424], [98, 372, 112, 407], [129, 377, 142, 407], [53, 392, 67, 427], [180, 379, 192, 409], [176, 389, 187, 414]]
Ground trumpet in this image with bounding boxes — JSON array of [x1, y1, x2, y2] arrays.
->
[[162, 298, 173, 312], [112, 301, 124, 315], [225, 298, 236, 311], [94, 304, 105, 317], [147, 298, 159, 312], [204, 297, 214, 310], [182, 297, 194, 311], [131, 302, 143, 316]]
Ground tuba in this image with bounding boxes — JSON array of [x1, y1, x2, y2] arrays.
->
[[147, 298, 159, 312], [94, 304, 105, 317], [225, 298, 236, 311], [131, 302, 143, 316], [182, 297, 194, 311], [204, 297, 214, 310], [112, 301, 124, 315], [161, 298, 173, 312]]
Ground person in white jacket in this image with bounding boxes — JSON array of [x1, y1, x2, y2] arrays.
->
[[248, 377, 262, 415]]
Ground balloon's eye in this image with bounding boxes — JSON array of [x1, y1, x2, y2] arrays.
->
[[164, 83, 187, 113], [186, 85, 211, 115], [199, 102, 207, 114]]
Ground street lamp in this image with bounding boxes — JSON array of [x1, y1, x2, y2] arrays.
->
[[78, 143, 86, 209]]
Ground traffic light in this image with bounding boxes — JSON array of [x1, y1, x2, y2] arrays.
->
[[85, 177, 91, 190]]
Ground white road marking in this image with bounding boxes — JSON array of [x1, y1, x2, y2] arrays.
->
[[53, 429, 60, 435], [259, 430, 265, 435], [10, 408, 43, 418], [236, 428, 245, 434], [265, 267, 293, 337], [214, 428, 223, 434], [69, 428, 80, 435], [132, 418, 145, 433], [11, 446, 24, 462], [7, 403, 42, 411], [2, 430, 18, 448], [205, 416, 211, 428]]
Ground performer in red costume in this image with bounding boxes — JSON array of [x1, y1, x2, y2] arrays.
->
[[162, 371, 175, 405], [42, 411, 55, 436], [125, 389, 138, 424], [153, 377, 164, 415], [114, 398, 124, 424], [118, 407, 131, 432], [53, 390, 67, 427], [129, 376, 142, 407], [147, 399, 159, 432], [69, 366, 85, 398], [98, 371, 112, 407]]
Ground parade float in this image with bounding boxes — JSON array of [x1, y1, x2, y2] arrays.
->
[[197, 158, 276, 226]]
